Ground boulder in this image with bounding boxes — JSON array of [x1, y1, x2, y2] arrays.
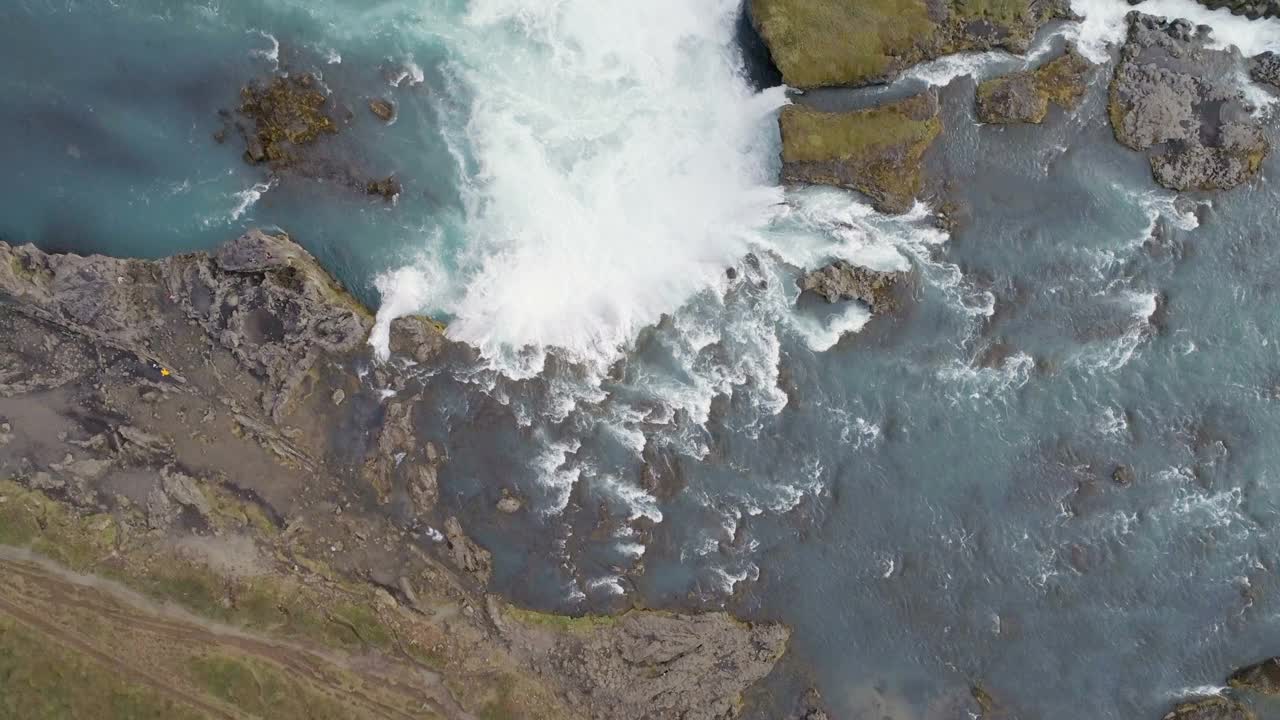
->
[[800, 261, 902, 314], [977, 48, 1092, 124]]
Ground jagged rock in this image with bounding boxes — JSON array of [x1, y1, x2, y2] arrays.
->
[[1250, 52, 1280, 88], [388, 315, 447, 363], [175, 229, 371, 420], [444, 516, 492, 583], [548, 611, 789, 720], [161, 468, 212, 520], [1193, 0, 1280, 18], [368, 97, 396, 122], [1230, 657, 1280, 693], [977, 48, 1092, 124], [366, 175, 401, 200], [363, 402, 415, 503], [1109, 13, 1269, 191], [800, 261, 902, 314], [331, 389, 346, 406], [1163, 696, 1254, 720], [780, 91, 942, 213]]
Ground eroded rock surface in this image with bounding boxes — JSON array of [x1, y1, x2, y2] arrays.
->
[[800, 261, 903, 314], [1109, 13, 1269, 191], [502, 609, 789, 720]]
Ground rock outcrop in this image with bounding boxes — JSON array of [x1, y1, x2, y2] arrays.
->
[[1193, 0, 1280, 19], [1229, 656, 1280, 694], [0, 231, 788, 720], [780, 91, 942, 213], [1109, 13, 1269, 191], [1250, 51, 1280, 88], [800, 261, 903, 314], [977, 48, 1093, 124], [1162, 696, 1254, 720], [237, 74, 336, 167], [750, 0, 1073, 88], [501, 609, 789, 720]]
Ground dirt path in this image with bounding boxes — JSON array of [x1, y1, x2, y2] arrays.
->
[[0, 549, 474, 720]]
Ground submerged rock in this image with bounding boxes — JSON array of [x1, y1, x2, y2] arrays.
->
[[800, 261, 903, 314], [780, 91, 942, 213], [750, 0, 1074, 88], [366, 175, 402, 200], [1109, 13, 1269, 191], [368, 97, 396, 122], [237, 74, 336, 167], [976, 48, 1093, 124], [1163, 696, 1254, 720]]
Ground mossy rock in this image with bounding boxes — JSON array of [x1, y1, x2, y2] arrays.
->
[[239, 74, 337, 167], [750, 0, 1063, 88], [780, 91, 942, 213], [976, 48, 1092, 124]]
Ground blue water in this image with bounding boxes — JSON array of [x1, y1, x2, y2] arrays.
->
[[7, 1, 1280, 719]]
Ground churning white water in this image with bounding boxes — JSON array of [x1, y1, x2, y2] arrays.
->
[[373, 0, 788, 374], [1068, 0, 1280, 61]]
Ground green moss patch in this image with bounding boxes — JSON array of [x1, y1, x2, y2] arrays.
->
[[780, 92, 942, 213], [976, 49, 1092, 124], [751, 0, 1054, 88]]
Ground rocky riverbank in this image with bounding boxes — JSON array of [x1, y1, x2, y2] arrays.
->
[[1109, 12, 1270, 191], [0, 230, 789, 719]]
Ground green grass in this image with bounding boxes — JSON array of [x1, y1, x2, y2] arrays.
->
[[0, 617, 204, 720], [188, 654, 350, 720], [751, 0, 936, 87]]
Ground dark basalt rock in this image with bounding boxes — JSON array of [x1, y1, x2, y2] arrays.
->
[[1112, 464, 1136, 486], [1250, 51, 1280, 88], [1193, 0, 1280, 18], [800, 261, 902, 314], [1108, 13, 1269, 191], [366, 175, 402, 200]]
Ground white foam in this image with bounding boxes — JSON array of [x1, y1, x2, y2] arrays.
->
[[794, 302, 872, 352], [250, 30, 280, 67], [1068, 0, 1280, 62], [376, 0, 788, 372], [900, 51, 1019, 87], [390, 58, 425, 87], [229, 179, 275, 221]]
